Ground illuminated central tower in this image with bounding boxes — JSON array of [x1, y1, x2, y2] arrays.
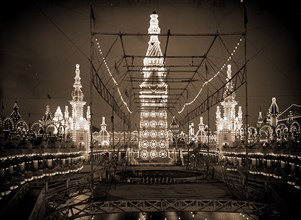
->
[[138, 12, 170, 163]]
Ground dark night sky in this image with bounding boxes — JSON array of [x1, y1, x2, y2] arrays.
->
[[0, 0, 301, 131]]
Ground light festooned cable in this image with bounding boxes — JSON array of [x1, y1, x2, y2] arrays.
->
[[178, 37, 243, 114], [94, 37, 132, 114]]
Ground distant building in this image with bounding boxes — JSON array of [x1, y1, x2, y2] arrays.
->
[[250, 98, 301, 145], [68, 64, 91, 157], [215, 64, 243, 148]]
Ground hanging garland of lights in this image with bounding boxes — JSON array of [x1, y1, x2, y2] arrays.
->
[[94, 37, 132, 114], [178, 37, 243, 114]]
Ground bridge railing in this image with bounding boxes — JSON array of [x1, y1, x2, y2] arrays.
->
[[44, 199, 279, 220]]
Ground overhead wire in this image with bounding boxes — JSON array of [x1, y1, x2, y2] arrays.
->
[[178, 36, 244, 114]]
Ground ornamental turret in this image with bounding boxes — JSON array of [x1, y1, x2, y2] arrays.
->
[[257, 111, 263, 128], [216, 64, 243, 147], [267, 97, 280, 126], [68, 64, 90, 157]]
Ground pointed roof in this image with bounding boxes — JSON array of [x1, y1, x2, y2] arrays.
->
[[54, 106, 63, 122], [170, 116, 179, 127], [10, 101, 22, 124], [40, 105, 53, 123], [143, 12, 164, 67], [71, 64, 84, 102], [101, 116, 107, 130], [268, 97, 280, 116], [257, 111, 263, 124]]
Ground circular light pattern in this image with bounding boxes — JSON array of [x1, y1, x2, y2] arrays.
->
[[159, 150, 167, 158], [150, 120, 157, 128], [141, 120, 149, 128], [142, 140, 149, 148], [150, 130, 157, 138], [142, 130, 149, 138], [150, 150, 158, 158], [150, 111, 157, 117], [160, 140, 166, 148], [141, 150, 148, 159], [143, 111, 149, 117], [159, 111, 166, 117], [150, 140, 157, 148], [159, 130, 165, 138], [158, 120, 165, 128]]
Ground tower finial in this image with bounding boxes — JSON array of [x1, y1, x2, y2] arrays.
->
[[226, 64, 232, 81]]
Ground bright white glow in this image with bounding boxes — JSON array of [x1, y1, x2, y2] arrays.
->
[[94, 37, 132, 114], [138, 13, 169, 161], [178, 37, 243, 114]]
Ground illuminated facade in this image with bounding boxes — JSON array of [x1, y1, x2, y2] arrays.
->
[[248, 98, 301, 144], [92, 116, 110, 147], [68, 64, 91, 156], [138, 12, 170, 163], [216, 64, 243, 147]]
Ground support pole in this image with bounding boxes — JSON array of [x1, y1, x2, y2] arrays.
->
[[89, 5, 94, 197], [206, 62, 210, 177], [243, 0, 249, 194]]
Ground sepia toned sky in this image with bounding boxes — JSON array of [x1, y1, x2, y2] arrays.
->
[[0, 0, 300, 131]]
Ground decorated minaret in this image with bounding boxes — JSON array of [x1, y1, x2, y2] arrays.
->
[[267, 97, 280, 127], [69, 64, 90, 157], [138, 12, 169, 163], [216, 64, 243, 147]]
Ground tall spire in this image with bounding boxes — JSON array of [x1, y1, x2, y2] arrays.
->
[[71, 64, 84, 102], [101, 116, 107, 131], [268, 97, 279, 116], [143, 12, 164, 71], [144, 12, 164, 67], [137, 12, 170, 163], [140, 12, 168, 108], [223, 64, 235, 101]]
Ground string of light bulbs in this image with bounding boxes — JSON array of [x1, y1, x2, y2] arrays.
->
[[178, 37, 243, 114], [94, 37, 132, 114]]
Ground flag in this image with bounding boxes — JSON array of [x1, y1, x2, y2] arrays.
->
[[28, 112, 31, 119], [47, 93, 52, 99], [125, 89, 129, 98], [1, 103, 3, 111]]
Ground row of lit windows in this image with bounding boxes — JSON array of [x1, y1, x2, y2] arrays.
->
[[140, 130, 167, 138], [140, 120, 167, 128], [140, 140, 167, 148], [141, 110, 167, 118], [140, 150, 167, 159]]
